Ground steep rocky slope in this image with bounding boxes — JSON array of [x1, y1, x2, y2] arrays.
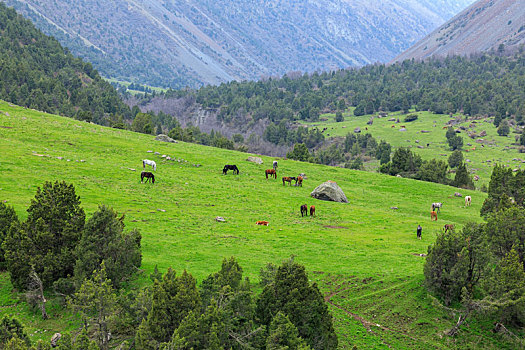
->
[[393, 0, 525, 62], [4, 0, 473, 88]]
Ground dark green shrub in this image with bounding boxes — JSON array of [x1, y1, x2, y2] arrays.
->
[[404, 114, 418, 122]]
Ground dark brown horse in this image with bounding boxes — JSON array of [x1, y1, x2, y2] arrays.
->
[[141, 171, 155, 184], [300, 204, 308, 217], [265, 169, 277, 179], [310, 205, 315, 217], [282, 177, 293, 186], [223, 165, 239, 175]]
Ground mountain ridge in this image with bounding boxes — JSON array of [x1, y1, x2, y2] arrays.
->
[[392, 0, 525, 63], [4, 0, 474, 88]]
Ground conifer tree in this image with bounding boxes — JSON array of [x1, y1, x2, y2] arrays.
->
[[486, 248, 525, 326], [0, 202, 18, 270], [74, 205, 141, 288], [135, 269, 201, 349], [266, 312, 311, 350], [453, 163, 474, 189], [256, 258, 338, 350], [69, 262, 116, 350]]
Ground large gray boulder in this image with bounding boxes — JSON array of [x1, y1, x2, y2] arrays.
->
[[246, 156, 263, 164], [155, 134, 177, 143], [310, 181, 348, 203]]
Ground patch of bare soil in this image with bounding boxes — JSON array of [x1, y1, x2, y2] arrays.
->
[[323, 225, 346, 229]]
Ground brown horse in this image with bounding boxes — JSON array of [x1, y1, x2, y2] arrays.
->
[[282, 177, 293, 186], [141, 171, 155, 184], [310, 205, 315, 217], [256, 221, 269, 226], [265, 169, 277, 179], [443, 224, 455, 233], [296, 176, 303, 187], [430, 211, 438, 221], [300, 204, 308, 217]]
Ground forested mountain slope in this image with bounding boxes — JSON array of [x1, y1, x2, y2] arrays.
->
[[132, 53, 524, 145], [0, 3, 129, 125], [3, 0, 474, 88], [393, 0, 525, 62]]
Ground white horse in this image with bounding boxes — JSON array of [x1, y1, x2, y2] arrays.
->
[[431, 202, 442, 213], [273, 160, 278, 170], [143, 159, 156, 171], [465, 196, 471, 207]]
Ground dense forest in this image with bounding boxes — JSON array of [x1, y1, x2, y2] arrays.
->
[[0, 3, 130, 125]]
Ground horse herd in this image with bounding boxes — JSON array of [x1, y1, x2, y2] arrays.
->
[[424, 195, 472, 237], [142, 157, 473, 232], [141, 158, 313, 220]]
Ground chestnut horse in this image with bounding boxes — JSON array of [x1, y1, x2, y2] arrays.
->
[[296, 176, 303, 187], [265, 169, 277, 179], [256, 221, 269, 226], [310, 205, 315, 217], [283, 177, 293, 186], [300, 204, 308, 217], [430, 211, 438, 221]]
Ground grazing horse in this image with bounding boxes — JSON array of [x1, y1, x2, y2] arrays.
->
[[273, 160, 278, 170], [310, 205, 315, 217], [431, 202, 442, 213], [465, 196, 471, 207], [443, 224, 455, 233], [143, 159, 157, 171], [300, 204, 308, 217], [255, 221, 269, 226], [430, 211, 438, 221], [265, 169, 277, 179], [223, 165, 239, 175], [141, 171, 155, 184], [296, 176, 303, 187], [416, 225, 422, 239], [282, 177, 293, 186]]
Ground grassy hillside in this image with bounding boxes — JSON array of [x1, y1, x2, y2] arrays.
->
[[1, 100, 519, 348], [303, 110, 523, 185]]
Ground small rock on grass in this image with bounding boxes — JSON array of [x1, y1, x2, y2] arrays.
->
[[157, 209, 166, 212], [215, 216, 226, 222]]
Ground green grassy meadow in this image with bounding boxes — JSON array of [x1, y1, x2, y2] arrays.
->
[[302, 110, 524, 185], [0, 100, 519, 348]]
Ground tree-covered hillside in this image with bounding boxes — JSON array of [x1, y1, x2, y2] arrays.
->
[[186, 54, 524, 125], [0, 3, 129, 125]]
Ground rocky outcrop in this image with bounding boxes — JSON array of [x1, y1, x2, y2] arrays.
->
[[155, 134, 177, 143], [311, 181, 348, 203], [246, 156, 263, 164]]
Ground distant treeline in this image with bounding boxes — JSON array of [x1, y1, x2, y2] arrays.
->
[[0, 3, 130, 125], [149, 53, 524, 128]]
